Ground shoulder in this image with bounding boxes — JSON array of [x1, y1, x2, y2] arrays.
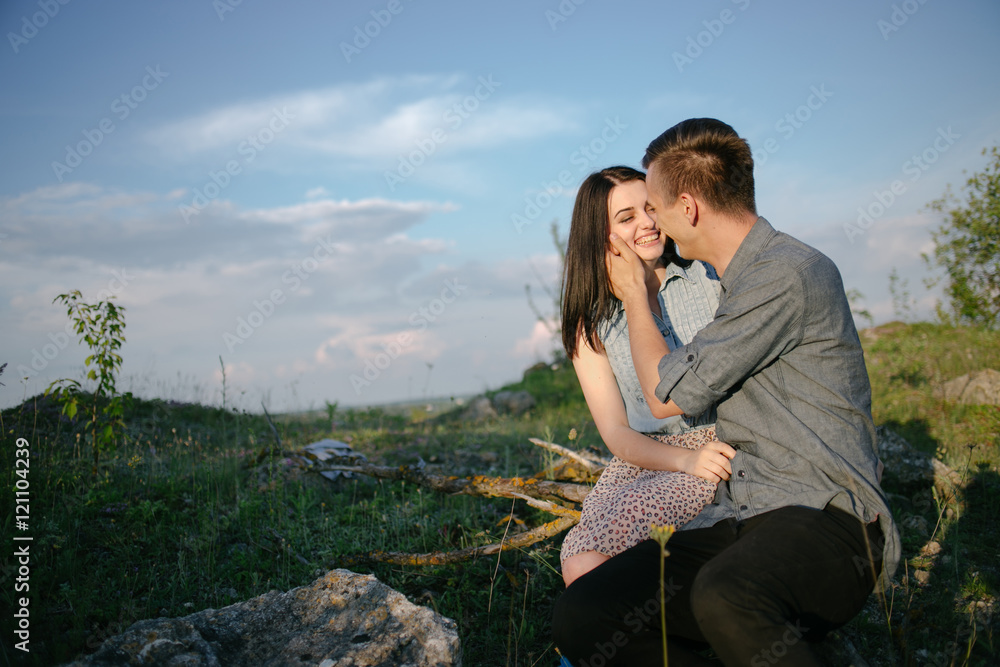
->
[[766, 232, 844, 288], [749, 231, 842, 284], [721, 238, 809, 315], [763, 230, 819, 264], [596, 301, 625, 342], [736, 232, 847, 319]]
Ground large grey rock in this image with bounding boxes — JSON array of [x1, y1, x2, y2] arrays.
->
[[876, 426, 935, 487], [491, 390, 536, 416], [876, 426, 965, 509], [461, 396, 498, 421], [876, 427, 968, 546], [65, 569, 461, 666], [250, 440, 367, 490], [301, 439, 367, 482], [934, 368, 1000, 406]]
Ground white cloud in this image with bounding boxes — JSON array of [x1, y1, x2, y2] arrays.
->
[[239, 197, 456, 238], [513, 319, 559, 360], [215, 361, 257, 386], [0, 182, 554, 410], [143, 75, 579, 166], [2, 183, 158, 225], [0, 184, 458, 274]]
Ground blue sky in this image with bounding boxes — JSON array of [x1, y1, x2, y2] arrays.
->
[[2, 0, 999, 413]]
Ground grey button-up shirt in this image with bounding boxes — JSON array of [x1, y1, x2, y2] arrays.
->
[[654, 217, 900, 584]]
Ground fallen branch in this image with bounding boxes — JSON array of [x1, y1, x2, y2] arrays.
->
[[529, 437, 608, 483], [508, 493, 581, 521], [342, 515, 579, 567], [316, 462, 592, 504], [284, 441, 596, 567], [528, 437, 609, 470]]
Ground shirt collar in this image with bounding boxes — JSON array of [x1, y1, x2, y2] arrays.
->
[[719, 216, 775, 292], [660, 259, 695, 287]]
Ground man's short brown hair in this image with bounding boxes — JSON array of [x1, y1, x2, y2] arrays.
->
[[642, 118, 756, 217]]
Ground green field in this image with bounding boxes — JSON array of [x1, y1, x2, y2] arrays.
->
[[2, 322, 997, 666]]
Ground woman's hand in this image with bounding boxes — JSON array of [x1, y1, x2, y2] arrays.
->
[[676, 440, 736, 484]]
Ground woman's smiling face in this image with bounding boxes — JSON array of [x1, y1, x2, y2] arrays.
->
[[607, 179, 663, 264]]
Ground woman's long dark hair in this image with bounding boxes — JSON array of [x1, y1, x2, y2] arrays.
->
[[561, 166, 690, 359]]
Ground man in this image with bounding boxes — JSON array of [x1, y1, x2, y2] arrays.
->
[[552, 118, 899, 666]]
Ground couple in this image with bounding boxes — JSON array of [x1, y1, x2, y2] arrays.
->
[[554, 118, 900, 666]]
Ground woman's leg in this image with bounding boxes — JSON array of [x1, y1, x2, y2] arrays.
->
[[562, 550, 610, 586]]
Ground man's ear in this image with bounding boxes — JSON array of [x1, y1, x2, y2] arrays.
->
[[678, 193, 699, 226]]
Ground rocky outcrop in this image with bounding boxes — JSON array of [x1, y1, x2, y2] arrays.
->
[[876, 426, 969, 592], [301, 439, 368, 482], [458, 391, 536, 422], [875, 426, 935, 487], [65, 569, 461, 666], [876, 426, 964, 502], [934, 368, 1000, 406], [251, 440, 368, 491], [461, 396, 498, 421], [491, 390, 536, 416]]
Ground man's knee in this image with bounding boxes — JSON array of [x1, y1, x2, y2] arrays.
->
[[690, 563, 779, 626], [689, 565, 733, 621]]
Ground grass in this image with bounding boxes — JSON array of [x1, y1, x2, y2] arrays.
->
[[1, 323, 997, 666], [1, 361, 587, 666], [855, 322, 999, 666]]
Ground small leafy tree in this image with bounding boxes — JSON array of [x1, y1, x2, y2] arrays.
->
[[46, 290, 131, 472], [924, 145, 1000, 329], [888, 268, 915, 322]]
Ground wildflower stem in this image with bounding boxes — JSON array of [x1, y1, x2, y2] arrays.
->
[[660, 542, 668, 666], [649, 523, 675, 667]]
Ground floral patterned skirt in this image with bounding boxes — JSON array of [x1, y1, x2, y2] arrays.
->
[[560, 426, 718, 563]]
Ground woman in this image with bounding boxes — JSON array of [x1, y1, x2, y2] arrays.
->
[[559, 166, 735, 586]]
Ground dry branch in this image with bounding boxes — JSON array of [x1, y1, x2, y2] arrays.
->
[[301, 443, 599, 567], [508, 493, 581, 521], [528, 437, 609, 469], [316, 461, 592, 504], [529, 437, 608, 482], [342, 515, 579, 567]]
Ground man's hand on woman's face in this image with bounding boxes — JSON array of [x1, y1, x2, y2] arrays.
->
[[607, 233, 648, 301]]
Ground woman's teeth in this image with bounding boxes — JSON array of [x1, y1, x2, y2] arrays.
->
[[636, 232, 660, 247]]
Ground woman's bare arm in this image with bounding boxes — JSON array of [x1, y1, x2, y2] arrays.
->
[[573, 335, 733, 482]]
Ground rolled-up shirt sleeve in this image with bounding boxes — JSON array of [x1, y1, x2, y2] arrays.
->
[[655, 257, 807, 416]]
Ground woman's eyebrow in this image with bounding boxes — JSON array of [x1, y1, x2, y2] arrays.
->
[[613, 206, 634, 217]]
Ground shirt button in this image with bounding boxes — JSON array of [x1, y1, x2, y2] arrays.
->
[[686, 354, 694, 362], [737, 470, 746, 478], [740, 504, 748, 511]]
